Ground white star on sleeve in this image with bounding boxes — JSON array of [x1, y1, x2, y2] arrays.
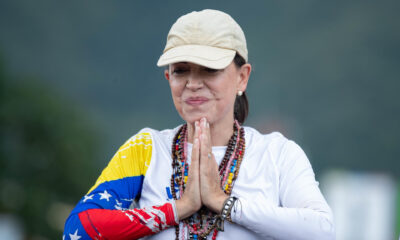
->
[[69, 229, 82, 240], [83, 194, 94, 203], [99, 190, 112, 201], [114, 199, 123, 210]]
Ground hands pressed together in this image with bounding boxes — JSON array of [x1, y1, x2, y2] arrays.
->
[[175, 118, 229, 220]]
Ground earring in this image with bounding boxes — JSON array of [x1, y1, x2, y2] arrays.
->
[[237, 90, 243, 96]]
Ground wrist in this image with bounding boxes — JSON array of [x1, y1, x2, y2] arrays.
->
[[206, 193, 229, 213], [215, 196, 238, 232], [175, 198, 199, 220], [220, 196, 237, 222]]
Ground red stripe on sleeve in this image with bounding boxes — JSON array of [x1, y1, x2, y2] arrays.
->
[[78, 203, 178, 240]]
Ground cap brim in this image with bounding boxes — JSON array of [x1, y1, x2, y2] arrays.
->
[[157, 45, 236, 69]]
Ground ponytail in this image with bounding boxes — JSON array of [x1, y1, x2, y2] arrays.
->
[[233, 53, 249, 125]]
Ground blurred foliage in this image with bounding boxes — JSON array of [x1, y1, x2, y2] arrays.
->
[[397, 187, 400, 238], [0, 0, 399, 238], [1, 0, 399, 178], [0, 59, 100, 239]]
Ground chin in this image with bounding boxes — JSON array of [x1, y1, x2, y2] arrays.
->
[[183, 116, 205, 124], [181, 111, 210, 124]]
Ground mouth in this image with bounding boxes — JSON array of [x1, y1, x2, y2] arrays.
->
[[184, 96, 209, 106]]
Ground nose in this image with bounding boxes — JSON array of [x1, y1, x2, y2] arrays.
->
[[185, 73, 203, 91]]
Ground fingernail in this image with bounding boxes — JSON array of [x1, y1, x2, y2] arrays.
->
[[207, 122, 209, 128], [194, 138, 198, 145]]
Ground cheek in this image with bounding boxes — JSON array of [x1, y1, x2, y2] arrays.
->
[[211, 79, 237, 101], [169, 80, 185, 111], [219, 92, 236, 111], [211, 79, 238, 111], [169, 80, 184, 97]]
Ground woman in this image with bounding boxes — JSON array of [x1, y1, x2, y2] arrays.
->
[[64, 9, 335, 240]]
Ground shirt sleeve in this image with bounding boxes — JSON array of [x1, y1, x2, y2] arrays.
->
[[231, 140, 335, 240], [63, 132, 178, 240]]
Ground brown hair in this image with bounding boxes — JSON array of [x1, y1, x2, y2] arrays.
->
[[233, 53, 249, 125]]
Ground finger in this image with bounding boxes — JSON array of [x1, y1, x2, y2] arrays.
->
[[191, 137, 200, 167], [193, 121, 200, 141], [189, 122, 200, 177], [200, 131, 211, 174], [206, 120, 212, 150], [193, 121, 201, 166], [199, 118, 208, 148], [201, 120, 219, 177], [201, 119, 212, 160]]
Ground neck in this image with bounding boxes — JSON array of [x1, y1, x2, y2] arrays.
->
[[187, 118, 235, 146]]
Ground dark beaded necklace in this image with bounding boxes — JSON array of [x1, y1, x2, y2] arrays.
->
[[170, 120, 245, 240]]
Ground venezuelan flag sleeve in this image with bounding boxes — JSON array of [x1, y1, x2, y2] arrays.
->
[[63, 132, 178, 240]]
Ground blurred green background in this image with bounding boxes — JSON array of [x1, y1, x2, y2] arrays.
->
[[0, 0, 399, 239]]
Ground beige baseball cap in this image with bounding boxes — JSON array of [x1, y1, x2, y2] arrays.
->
[[157, 9, 248, 69]]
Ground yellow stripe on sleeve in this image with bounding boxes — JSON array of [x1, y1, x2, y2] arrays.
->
[[87, 132, 152, 194]]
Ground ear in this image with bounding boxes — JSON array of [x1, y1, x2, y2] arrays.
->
[[164, 68, 170, 81], [237, 63, 251, 92]]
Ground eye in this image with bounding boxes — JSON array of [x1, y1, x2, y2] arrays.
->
[[172, 67, 188, 75], [203, 67, 219, 73]]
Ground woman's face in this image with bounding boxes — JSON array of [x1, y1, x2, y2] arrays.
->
[[165, 61, 250, 126]]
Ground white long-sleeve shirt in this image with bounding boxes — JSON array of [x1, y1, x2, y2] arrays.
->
[[64, 125, 335, 240], [140, 126, 335, 239]]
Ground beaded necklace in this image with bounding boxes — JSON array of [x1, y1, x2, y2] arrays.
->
[[170, 120, 245, 240]]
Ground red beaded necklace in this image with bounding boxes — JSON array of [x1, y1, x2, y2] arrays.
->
[[170, 120, 245, 240]]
